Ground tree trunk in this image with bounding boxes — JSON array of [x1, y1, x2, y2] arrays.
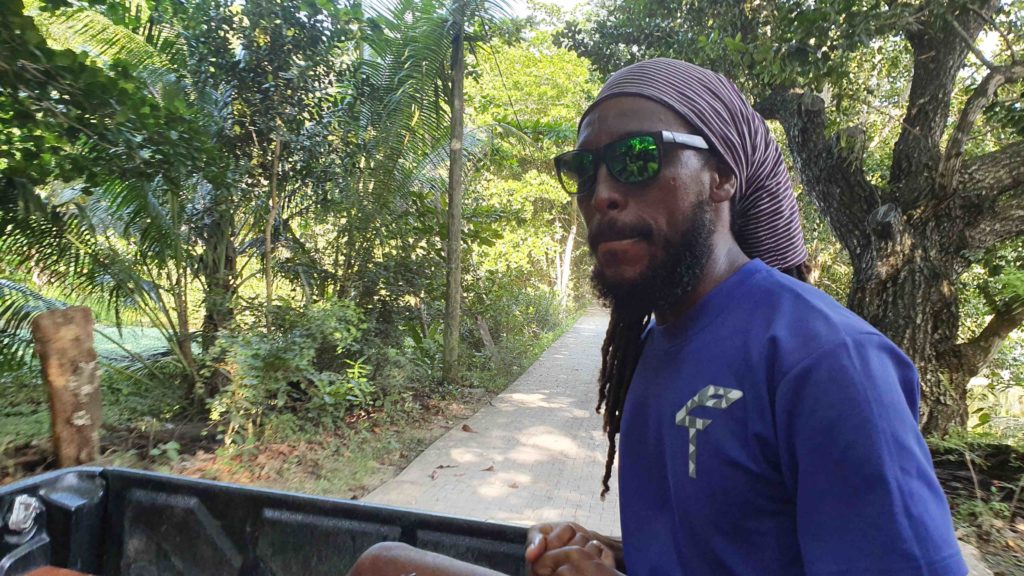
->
[[201, 187, 237, 399], [265, 134, 283, 331], [173, 271, 197, 400], [846, 230, 965, 436], [558, 207, 578, 308], [476, 314, 497, 364], [31, 307, 101, 467], [442, 11, 466, 387]]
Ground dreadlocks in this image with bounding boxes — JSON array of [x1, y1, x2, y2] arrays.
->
[[595, 303, 650, 498], [595, 263, 809, 498]]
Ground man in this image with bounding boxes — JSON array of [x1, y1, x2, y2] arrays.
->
[[347, 58, 966, 576]]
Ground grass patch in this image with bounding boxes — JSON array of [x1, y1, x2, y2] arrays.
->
[[0, 367, 49, 447]]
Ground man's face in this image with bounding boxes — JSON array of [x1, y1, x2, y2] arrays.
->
[[576, 96, 716, 309]]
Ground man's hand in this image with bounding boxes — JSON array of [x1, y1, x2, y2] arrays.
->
[[525, 522, 624, 575], [529, 541, 620, 575]]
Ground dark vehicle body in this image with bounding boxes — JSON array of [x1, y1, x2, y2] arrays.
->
[[0, 467, 528, 576]]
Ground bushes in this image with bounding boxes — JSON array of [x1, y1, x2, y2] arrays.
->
[[464, 275, 584, 388], [369, 320, 443, 396], [183, 272, 586, 445], [209, 300, 373, 445], [3, 286, 587, 452]]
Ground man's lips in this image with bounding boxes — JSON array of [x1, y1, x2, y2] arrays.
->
[[596, 236, 642, 250], [588, 223, 652, 252], [595, 237, 648, 262]]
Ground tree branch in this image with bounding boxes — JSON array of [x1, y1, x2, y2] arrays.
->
[[956, 297, 1024, 375], [967, 3, 1018, 63], [940, 62, 1024, 193], [889, 0, 1000, 210], [945, 10, 998, 70], [964, 187, 1024, 251], [960, 140, 1024, 198], [757, 90, 880, 258]]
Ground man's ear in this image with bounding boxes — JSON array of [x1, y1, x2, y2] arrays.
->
[[709, 160, 737, 204]]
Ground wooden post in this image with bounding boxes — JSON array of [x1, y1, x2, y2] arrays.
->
[[31, 307, 101, 467]]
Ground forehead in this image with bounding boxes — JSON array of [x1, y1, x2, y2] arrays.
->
[[577, 96, 696, 148]]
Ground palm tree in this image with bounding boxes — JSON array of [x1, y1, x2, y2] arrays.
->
[[1, 0, 225, 396]]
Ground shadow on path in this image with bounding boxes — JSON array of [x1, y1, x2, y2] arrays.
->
[[364, 308, 620, 536]]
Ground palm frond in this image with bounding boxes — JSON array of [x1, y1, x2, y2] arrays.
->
[[27, 2, 181, 96], [0, 279, 68, 372], [0, 186, 182, 341]]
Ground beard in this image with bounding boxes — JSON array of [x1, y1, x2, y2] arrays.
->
[[589, 198, 714, 315]]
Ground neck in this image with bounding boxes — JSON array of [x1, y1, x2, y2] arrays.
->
[[653, 233, 749, 326]]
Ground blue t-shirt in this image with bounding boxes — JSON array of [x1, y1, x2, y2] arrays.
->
[[618, 259, 966, 576]]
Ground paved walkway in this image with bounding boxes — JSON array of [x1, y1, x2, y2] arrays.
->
[[364, 308, 620, 536]]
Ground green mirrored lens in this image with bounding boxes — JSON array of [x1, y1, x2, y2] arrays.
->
[[557, 152, 595, 194], [607, 135, 659, 183]]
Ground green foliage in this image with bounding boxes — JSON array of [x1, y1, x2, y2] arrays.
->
[[929, 431, 1024, 556], [953, 496, 1014, 542], [1, 0, 232, 391], [958, 240, 1024, 441], [209, 300, 371, 445], [974, 238, 1024, 305], [0, 279, 67, 371], [466, 281, 575, 385], [447, 35, 598, 388], [1, 0, 597, 455], [0, 0, 209, 188], [558, 0, 911, 101], [1, 0, 468, 398], [463, 34, 597, 312], [468, 32, 598, 132], [470, 171, 566, 274], [398, 320, 445, 380], [0, 366, 49, 448], [149, 440, 181, 465], [102, 352, 192, 423], [0, 338, 190, 451]]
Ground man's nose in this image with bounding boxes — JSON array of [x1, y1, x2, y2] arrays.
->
[[588, 164, 627, 213]]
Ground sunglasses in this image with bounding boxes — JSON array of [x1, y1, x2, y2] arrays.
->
[[553, 130, 710, 196]]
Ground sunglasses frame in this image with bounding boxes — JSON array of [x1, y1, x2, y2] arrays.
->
[[553, 130, 710, 196]]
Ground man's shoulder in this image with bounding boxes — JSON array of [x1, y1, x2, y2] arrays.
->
[[745, 266, 910, 369], [754, 265, 878, 337]]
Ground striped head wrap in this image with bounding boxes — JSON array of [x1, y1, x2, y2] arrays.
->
[[582, 58, 807, 271]]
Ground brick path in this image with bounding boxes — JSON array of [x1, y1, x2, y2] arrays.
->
[[364, 308, 620, 536]]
